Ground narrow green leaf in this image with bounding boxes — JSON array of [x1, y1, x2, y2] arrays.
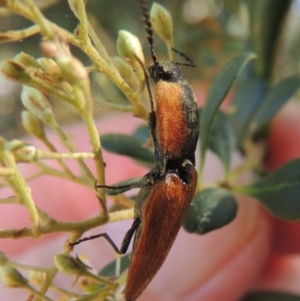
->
[[241, 291, 300, 301], [200, 52, 256, 175], [100, 177, 144, 195], [229, 77, 268, 145], [101, 134, 154, 166], [238, 158, 300, 220], [249, 75, 300, 132], [98, 254, 131, 277], [183, 188, 238, 234], [246, 0, 292, 77], [199, 109, 236, 174]]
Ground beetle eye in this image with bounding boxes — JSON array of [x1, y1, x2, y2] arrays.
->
[[156, 66, 165, 77]]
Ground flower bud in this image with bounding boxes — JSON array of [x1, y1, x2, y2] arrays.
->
[[36, 58, 61, 75], [41, 107, 56, 124], [0, 61, 31, 83], [56, 56, 88, 85], [0, 266, 27, 288], [117, 30, 144, 67], [54, 254, 87, 275], [5, 139, 27, 152], [4, 139, 38, 162], [28, 270, 46, 286], [14, 53, 41, 69], [21, 110, 45, 139], [21, 86, 52, 121], [40, 39, 59, 59], [150, 3, 173, 43], [5, 140, 38, 162]]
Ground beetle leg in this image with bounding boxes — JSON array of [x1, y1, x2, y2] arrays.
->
[[120, 218, 140, 253], [69, 219, 140, 255]]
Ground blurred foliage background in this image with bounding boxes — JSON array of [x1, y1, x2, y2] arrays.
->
[[0, 0, 299, 139]]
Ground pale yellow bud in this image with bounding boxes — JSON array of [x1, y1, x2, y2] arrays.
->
[[117, 30, 144, 67], [150, 3, 173, 43], [54, 254, 87, 275], [56, 56, 88, 84], [36, 58, 61, 75], [28, 270, 46, 286], [21, 110, 45, 139], [21, 86, 53, 123], [14, 53, 41, 69], [0, 61, 31, 83], [0, 266, 27, 288]]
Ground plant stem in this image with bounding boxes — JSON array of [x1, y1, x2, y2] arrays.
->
[[1, 150, 41, 237]]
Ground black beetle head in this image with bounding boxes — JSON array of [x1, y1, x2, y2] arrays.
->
[[148, 61, 182, 83]]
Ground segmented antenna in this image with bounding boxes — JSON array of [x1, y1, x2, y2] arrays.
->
[[172, 48, 196, 67], [138, 0, 158, 66]]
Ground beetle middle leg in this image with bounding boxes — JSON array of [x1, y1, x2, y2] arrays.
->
[[69, 218, 140, 255]]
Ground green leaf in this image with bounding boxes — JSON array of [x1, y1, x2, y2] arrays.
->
[[133, 125, 151, 141], [229, 77, 268, 145], [238, 158, 300, 220], [101, 134, 154, 166], [241, 291, 300, 301], [246, 0, 292, 78], [249, 75, 300, 133], [101, 177, 144, 195], [200, 109, 236, 174], [200, 52, 256, 175], [183, 188, 238, 234], [98, 254, 131, 277]]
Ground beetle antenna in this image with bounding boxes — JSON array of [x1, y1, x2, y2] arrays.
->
[[172, 47, 196, 67], [133, 54, 159, 154], [138, 0, 158, 66], [134, 54, 155, 112]]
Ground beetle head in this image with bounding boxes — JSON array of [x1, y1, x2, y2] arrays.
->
[[148, 61, 182, 83]]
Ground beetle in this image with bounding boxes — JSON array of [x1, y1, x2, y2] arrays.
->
[[138, 0, 199, 175], [70, 1, 199, 300], [72, 161, 197, 301]]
